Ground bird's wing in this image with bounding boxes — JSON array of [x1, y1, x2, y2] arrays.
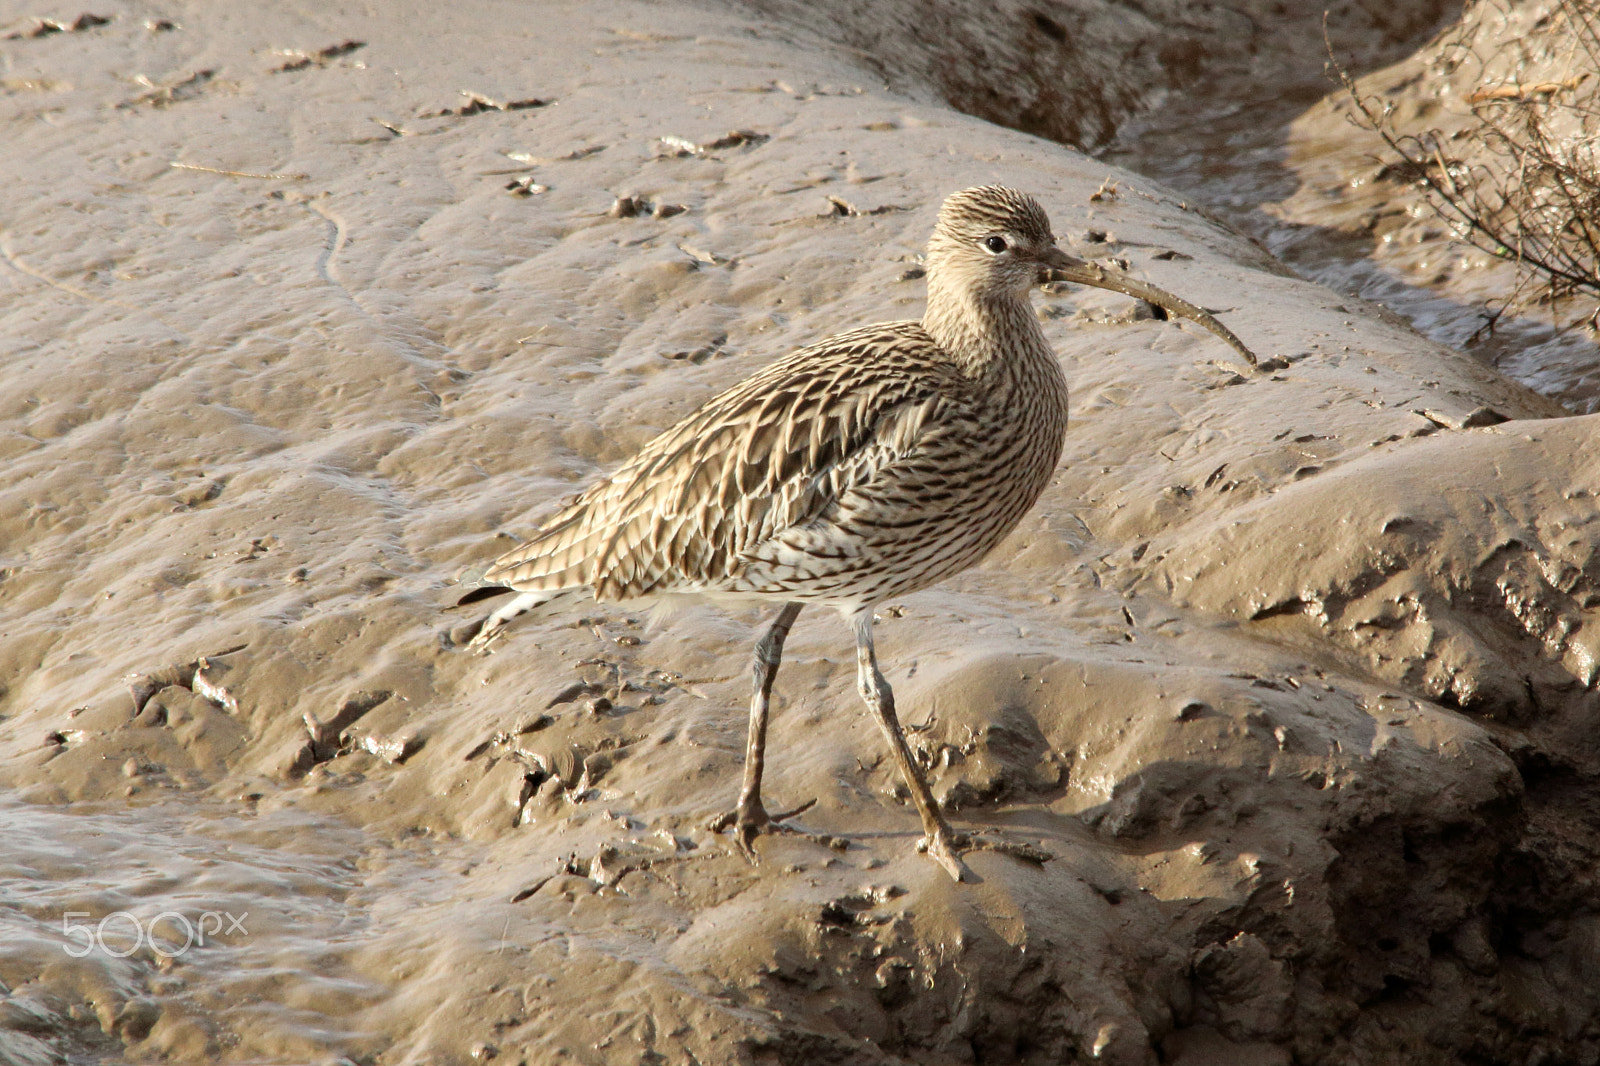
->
[[480, 322, 969, 600]]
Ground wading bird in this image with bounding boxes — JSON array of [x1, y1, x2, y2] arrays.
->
[[457, 186, 1254, 880]]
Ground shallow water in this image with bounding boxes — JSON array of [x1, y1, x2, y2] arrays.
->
[[0, 798, 394, 1062], [2, 2, 1595, 1063], [1103, 74, 1600, 413]]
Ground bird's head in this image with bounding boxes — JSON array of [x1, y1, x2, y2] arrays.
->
[[924, 185, 1259, 366], [925, 185, 1084, 300]]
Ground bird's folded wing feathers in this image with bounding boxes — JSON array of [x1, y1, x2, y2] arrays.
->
[[480, 323, 968, 599]]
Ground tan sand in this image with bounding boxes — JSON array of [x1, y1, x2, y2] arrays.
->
[[1, 1, 1596, 1064]]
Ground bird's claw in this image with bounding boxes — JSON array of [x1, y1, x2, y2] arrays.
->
[[708, 798, 818, 863], [969, 834, 1053, 866], [464, 618, 505, 655], [915, 831, 1054, 880], [917, 828, 972, 882], [705, 807, 764, 863]]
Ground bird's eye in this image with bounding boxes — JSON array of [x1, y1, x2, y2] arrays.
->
[[982, 235, 1008, 254]]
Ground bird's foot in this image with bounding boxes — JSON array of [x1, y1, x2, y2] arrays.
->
[[707, 798, 818, 863], [463, 616, 506, 654], [967, 833, 1053, 866], [913, 831, 1055, 880], [917, 827, 972, 882]]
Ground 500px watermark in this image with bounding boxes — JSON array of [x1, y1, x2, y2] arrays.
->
[[62, 911, 248, 958]]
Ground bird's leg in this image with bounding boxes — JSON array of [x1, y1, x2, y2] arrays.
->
[[709, 602, 805, 860], [852, 611, 968, 882], [465, 591, 546, 652]]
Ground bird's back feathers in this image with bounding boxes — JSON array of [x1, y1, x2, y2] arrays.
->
[[482, 321, 975, 604]]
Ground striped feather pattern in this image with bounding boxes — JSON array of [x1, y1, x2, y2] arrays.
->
[[478, 185, 1074, 613]]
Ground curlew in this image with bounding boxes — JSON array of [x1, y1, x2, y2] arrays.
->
[[456, 186, 1255, 880]]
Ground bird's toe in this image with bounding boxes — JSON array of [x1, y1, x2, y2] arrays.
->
[[465, 620, 504, 654], [706, 808, 766, 864], [918, 831, 970, 882], [711, 798, 825, 864], [733, 824, 763, 865]]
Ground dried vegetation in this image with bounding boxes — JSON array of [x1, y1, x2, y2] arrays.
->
[[1334, 0, 1600, 337]]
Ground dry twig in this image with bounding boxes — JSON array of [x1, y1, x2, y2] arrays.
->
[[1328, 0, 1600, 334]]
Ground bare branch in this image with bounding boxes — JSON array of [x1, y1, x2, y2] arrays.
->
[[1326, 0, 1600, 324]]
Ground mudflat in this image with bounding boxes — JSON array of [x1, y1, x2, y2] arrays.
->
[[2, 2, 1596, 1064]]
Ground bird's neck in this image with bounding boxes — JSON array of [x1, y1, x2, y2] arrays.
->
[[922, 279, 1054, 379]]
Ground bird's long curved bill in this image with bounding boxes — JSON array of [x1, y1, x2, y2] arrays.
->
[[1044, 250, 1258, 367]]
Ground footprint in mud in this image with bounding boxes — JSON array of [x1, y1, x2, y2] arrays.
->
[[285, 690, 420, 777], [654, 129, 769, 157], [119, 69, 215, 109], [4, 12, 109, 38], [506, 734, 632, 826], [909, 713, 1070, 812], [128, 645, 247, 719], [270, 39, 365, 73], [511, 830, 694, 900], [419, 91, 549, 118]]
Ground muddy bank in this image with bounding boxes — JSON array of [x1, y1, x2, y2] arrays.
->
[[1, 1, 1597, 1064], [1105, 0, 1600, 414], [725, 0, 1458, 152]]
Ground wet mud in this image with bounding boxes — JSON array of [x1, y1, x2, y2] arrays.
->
[[1, 1, 1597, 1064]]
